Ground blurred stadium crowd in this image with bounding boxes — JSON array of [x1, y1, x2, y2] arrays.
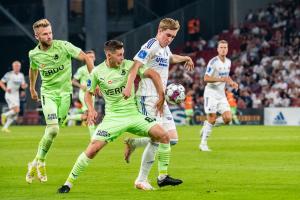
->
[[170, 0, 300, 111]]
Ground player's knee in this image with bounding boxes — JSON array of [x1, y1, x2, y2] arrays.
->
[[46, 124, 59, 138], [223, 117, 232, 125], [170, 138, 178, 146], [159, 133, 170, 144]]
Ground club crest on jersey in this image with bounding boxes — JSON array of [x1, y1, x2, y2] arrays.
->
[[121, 69, 126, 76], [87, 79, 91, 88], [137, 50, 147, 59], [108, 80, 113, 84], [54, 54, 59, 60], [40, 64, 46, 68]]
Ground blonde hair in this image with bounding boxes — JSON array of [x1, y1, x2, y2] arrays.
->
[[33, 19, 51, 34], [159, 18, 180, 31], [218, 40, 228, 46]]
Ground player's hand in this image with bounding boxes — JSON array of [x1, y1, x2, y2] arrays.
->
[[87, 109, 98, 125], [122, 86, 131, 99], [155, 95, 165, 117], [30, 88, 40, 102], [6, 88, 11, 93], [184, 56, 194, 71], [95, 86, 102, 97], [230, 81, 239, 90], [220, 77, 231, 84]]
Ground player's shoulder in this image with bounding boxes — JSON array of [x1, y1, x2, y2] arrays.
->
[[29, 45, 40, 57], [122, 59, 134, 66], [208, 56, 219, 65], [142, 38, 159, 49], [225, 57, 231, 63]]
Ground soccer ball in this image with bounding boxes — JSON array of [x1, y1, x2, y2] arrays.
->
[[165, 83, 186, 104]]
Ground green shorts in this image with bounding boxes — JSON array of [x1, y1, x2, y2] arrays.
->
[[92, 112, 156, 142], [41, 94, 72, 125]]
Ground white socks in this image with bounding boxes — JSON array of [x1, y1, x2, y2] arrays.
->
[[136, 142, 158, 182], [200, 120, 213, 145]]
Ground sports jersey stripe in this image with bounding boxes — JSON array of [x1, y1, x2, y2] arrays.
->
[[210, 56, 218, 65], [146, 38, 156, 49], [140, 96, 148, 116]]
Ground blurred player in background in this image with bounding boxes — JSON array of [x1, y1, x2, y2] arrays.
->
[[122, 18, 194, 190], [26, 19, 93, 184], [0, 60, 27, 132], [199, 40, 238, 151], [57, 40, 182, 193], [63, 50, 96, 136]]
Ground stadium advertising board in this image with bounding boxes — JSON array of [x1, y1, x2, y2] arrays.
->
[[264, 108, 300, 126], [170, 106, 264, 125]]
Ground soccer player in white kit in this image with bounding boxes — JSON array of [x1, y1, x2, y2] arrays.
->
[[199, 40, 238, 151], [0, 60, 27, 132], [123, 18, 194, 190]]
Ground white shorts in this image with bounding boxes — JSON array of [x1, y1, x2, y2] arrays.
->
[[137, 96, 176, 132], [5, 93, 20, 109], [203, 94, 230, 114]]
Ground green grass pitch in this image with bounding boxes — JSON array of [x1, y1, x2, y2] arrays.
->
[[1, 125, 300, 200]]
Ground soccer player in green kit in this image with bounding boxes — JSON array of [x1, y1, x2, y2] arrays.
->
[[26, 19, 94, 183], [64, 50, 96, 136], [57, 40, 182, 193]]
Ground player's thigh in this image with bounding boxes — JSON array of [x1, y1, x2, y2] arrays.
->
[[127, 113, 157, 137], [58, 94, 72, 124], [5, 94, 20, 109], [92, 117, 127, 143], [217, 98, 231, 115], [204, 95, 218, 114], [41, 95, 59, 125], [162, 105, 177, 137]]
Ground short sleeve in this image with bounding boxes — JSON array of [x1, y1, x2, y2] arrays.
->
[[87, 70, 98, 94], [205, 59, 216, 76], [29, 52, 39, 70], [1, 73, 9, 83], [73, 67, 82, 80], [62, 41, 81, 58], [133, 39, 160, 64], [137, 64, 149, 78]]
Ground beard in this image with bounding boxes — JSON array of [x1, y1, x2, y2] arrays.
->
[[40, 39, 52, 49]]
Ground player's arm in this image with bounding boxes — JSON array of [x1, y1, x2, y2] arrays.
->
[[76, 51, 94, 73], [227, 76, 239, 90], [72, 78, 86, 91], [29, 68, 39, 101], [85, 91, 97, 125], [21, 75, 28, 89], [122, 60, 143, 99], [0, 80, 8, 92], [170, 54, 194, 71], [143, 68, 165, 115]]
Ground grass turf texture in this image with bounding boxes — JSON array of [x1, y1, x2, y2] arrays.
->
[[0, 125, 300, 200]]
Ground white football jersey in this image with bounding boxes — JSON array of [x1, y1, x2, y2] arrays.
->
[[204, 56, 231, 97], [134, 38, 172, 97], [1, 71, 25, 94]]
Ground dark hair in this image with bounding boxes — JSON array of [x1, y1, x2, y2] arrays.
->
[[85, 50, 95, 54], [104, 40, 124, 52]]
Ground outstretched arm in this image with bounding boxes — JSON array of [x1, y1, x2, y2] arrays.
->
[[76, 51, 94, 73], [143, 68, 165, 116], [170, 54, 194, 71], [122, 60, 143, 99], [29, 68, 39, 101]]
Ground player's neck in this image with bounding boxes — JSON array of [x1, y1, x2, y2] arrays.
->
[[39, 42, 52, 51], [105, 59, 118, 68], [218, 55, 226, 62]]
